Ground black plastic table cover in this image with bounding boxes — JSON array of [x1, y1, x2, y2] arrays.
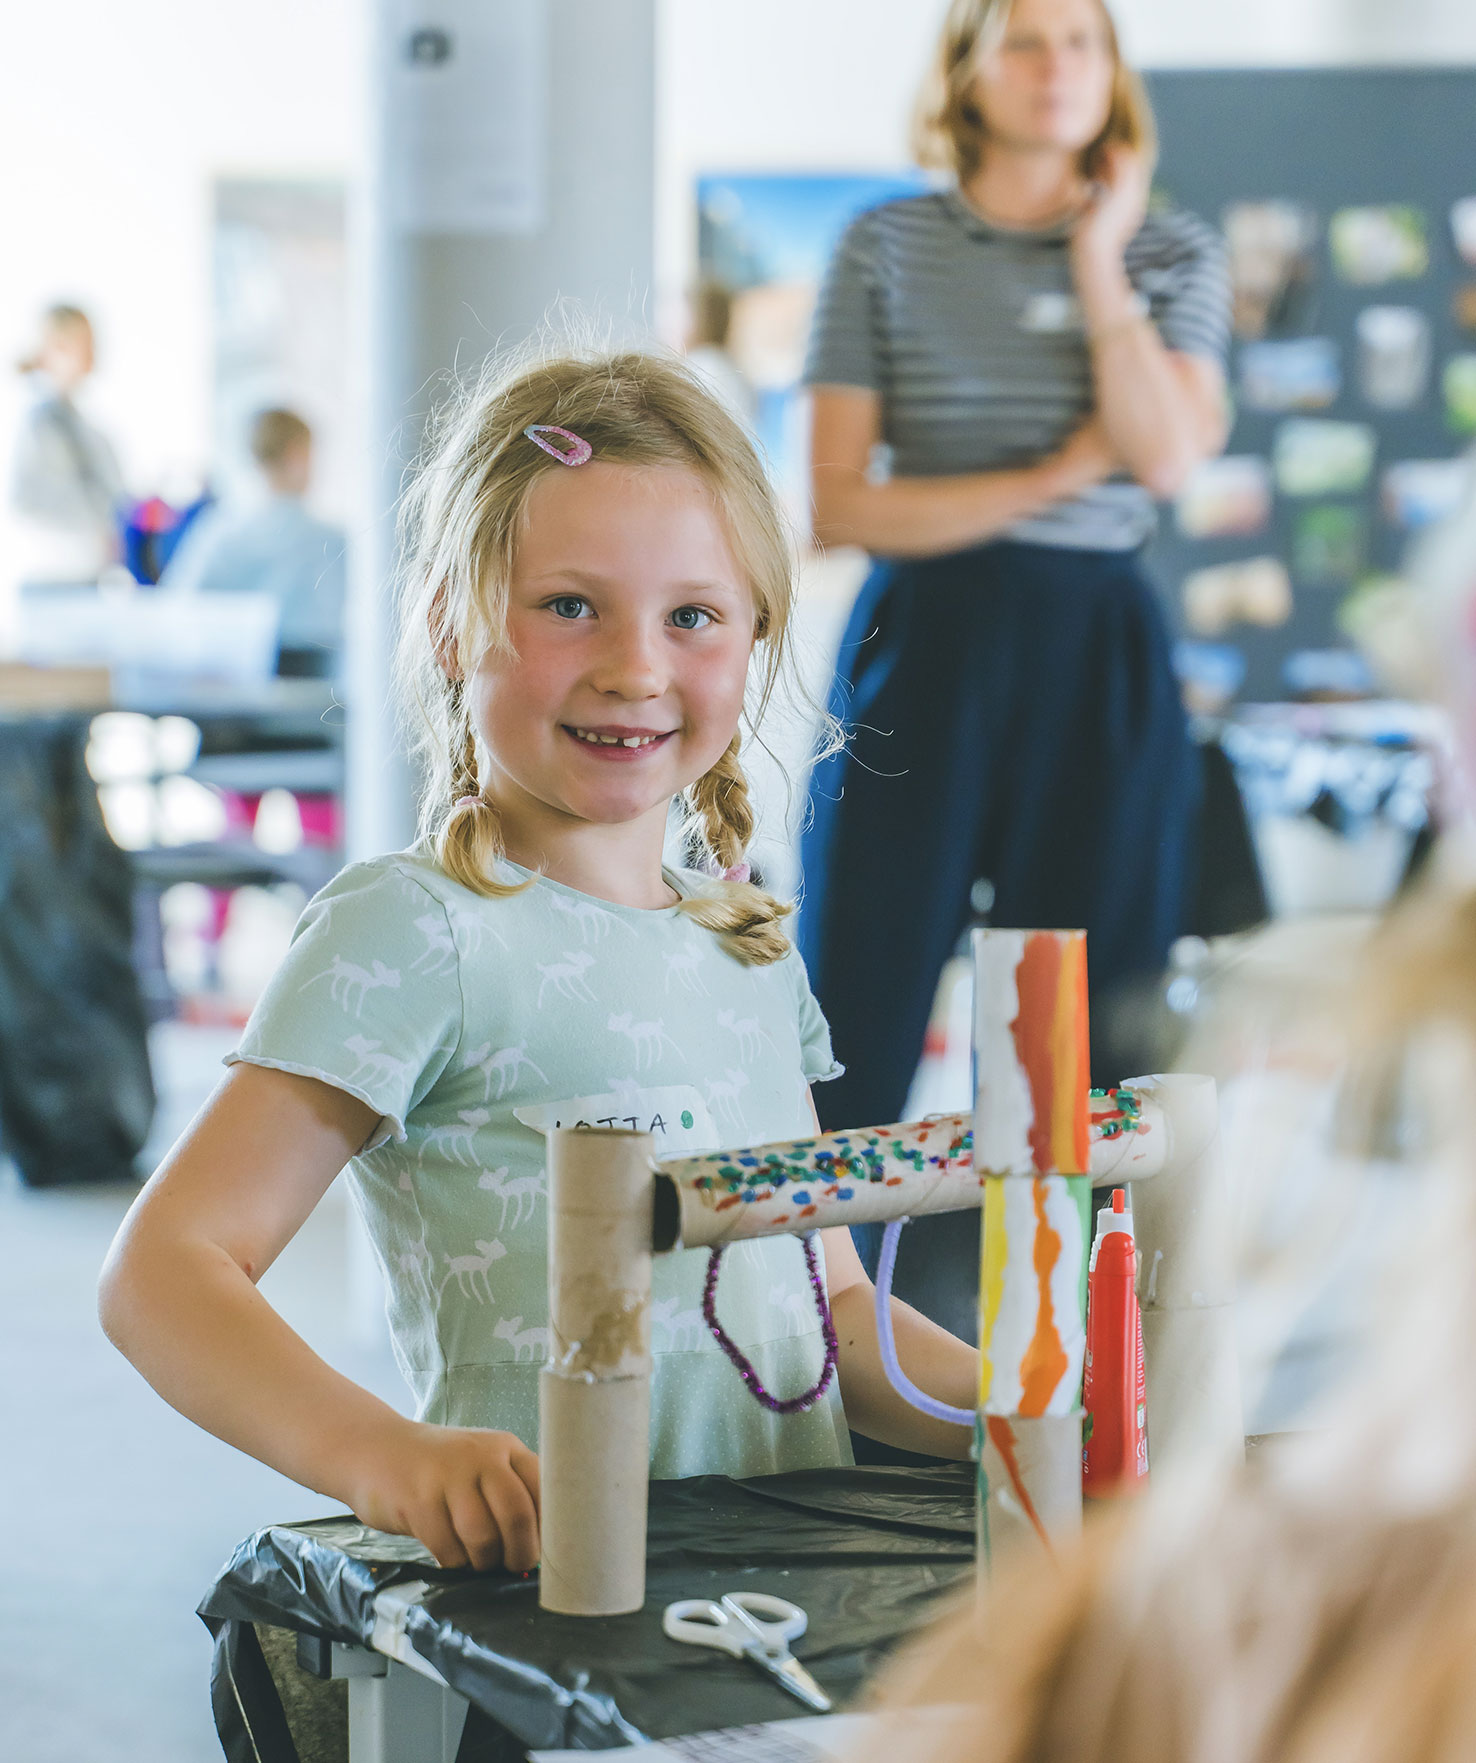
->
[[199, 1464, 975, 1758]]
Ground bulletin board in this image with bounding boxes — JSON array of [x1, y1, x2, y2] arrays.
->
[[1143, 67, 1476, 701]]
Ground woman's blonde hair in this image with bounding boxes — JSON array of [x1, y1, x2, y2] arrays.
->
[[396, 338, 820, 966], [912, 0, 1156, 186]]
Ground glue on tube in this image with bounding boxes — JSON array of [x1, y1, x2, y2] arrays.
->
[[1083, 1189, 1148, 1497]]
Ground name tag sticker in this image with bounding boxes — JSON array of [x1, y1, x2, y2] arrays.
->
[[514, 1085, 719, 1156], [1019, 291, 1083, 333]]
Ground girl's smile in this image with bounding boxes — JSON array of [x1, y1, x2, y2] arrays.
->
[[465, 459, 756, 885]]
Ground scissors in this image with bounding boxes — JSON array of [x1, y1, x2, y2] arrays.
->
[[662, 1591, 832, 1713]]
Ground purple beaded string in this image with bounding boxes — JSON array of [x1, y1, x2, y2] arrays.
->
[[702, 1234, 839, 1414]]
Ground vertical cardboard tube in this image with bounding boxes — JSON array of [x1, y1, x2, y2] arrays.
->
[[538, 1128, 655, 1617], [1128, 1074, 1243, 1473]]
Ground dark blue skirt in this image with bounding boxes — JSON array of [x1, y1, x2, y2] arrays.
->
[[798, 538, 1197, 1128]]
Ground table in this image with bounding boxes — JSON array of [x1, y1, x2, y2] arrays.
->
[[198, 1465, 976, 1763]]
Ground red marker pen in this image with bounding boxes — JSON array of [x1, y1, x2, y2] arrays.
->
[[1083, 1188, 1149, 1497]]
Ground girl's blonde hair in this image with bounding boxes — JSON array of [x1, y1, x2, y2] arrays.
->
[[396, 340, 817, 966], [912, 0, 1157, 187]]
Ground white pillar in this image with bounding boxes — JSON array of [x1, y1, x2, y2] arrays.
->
[[346, 0, 656, 865], [344, 2, 656, 1341]]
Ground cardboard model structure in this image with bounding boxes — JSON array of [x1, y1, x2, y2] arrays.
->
[[538, 929, 1240, 1615]]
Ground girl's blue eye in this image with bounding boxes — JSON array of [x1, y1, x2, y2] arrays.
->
[[670, 605, 712, 631], [550, 595, 588, 620]]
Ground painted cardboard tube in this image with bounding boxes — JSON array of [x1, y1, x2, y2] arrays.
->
[[976, 1412, 1084, 1565], [539, 1128, 655, 1616], [658, 1115, 978, 1250], [1089, 1094, 1168, 1185]]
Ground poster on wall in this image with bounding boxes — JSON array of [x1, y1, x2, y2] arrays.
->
[[386, 0, 548, 234], [695, 172, 929, 513]]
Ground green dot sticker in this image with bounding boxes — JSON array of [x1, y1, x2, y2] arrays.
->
[[681, 1110, 694, 1129]]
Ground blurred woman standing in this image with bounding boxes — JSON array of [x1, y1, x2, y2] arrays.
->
[[801, 0, 1230, 1122], [10, 304, 125, 585]]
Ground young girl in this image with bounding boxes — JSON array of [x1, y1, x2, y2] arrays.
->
[[99, 346, 978, 1576]]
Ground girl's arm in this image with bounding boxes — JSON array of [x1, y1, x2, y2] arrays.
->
[[97, 1062, 540, 1572], [1071, 145, 1230, 499], [822, 1223, 977, 1460], [809, 386, 1119, 559]]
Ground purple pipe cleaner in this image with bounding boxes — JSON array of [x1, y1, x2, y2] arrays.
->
[[874, 1219, 974, 1427], [702, 1234, 838, 1414]]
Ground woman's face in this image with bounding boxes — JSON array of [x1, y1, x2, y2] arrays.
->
[[970, 0, 1117, 159]]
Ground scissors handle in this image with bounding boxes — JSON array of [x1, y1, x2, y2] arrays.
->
[[662, 1592, 806, 1657]]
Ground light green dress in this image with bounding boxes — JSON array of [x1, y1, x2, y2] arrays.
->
[[230, 849, 853, 1478]]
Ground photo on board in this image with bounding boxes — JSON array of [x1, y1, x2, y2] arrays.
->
[[1273, 419, 1378, 497], [1221, 200, 1319, 339], [1175, 455, 1273, 539], [1451, 196, 1476, 267], [1238, 337, 1340, 412], [1443, 355, 1476, 434], [1381, 458, 1471, 530], [1329, 206, 1429, 284], [1355, 306, 1431, 409], [1292, 503, 1368, 582], [1181, 557, 1293, 636]]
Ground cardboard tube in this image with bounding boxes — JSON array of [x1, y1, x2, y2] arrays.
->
[[976, 1413, 1084, 1565], [659, 1114, 977, 1249], [1127, 1075, 1243, 1472], [538, 1372, 651, 1617], [539, 1128, 655, 1616]]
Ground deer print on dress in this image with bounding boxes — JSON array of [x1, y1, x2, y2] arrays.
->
[[548, 892, 634, 945], [664, 944, 707, 996], [448, 907, 504, 956], [536, 950, 597, 1007], [464, 1040, 548, 1102], [705, 1067, 750, 1128], [409, 912, 458, 976], [715, 1008, 778, 1063], [299, 955, 401, 1017], [768, 1283, 814, 1338], [440, 1238, 507, 1303], [651, 1295, 707, 1350], [344, 1035, 418, 1093], [607, 1012, 684, 1070], [418, 1107, 492, 1167], [477, 1164, 546, 1231], [493, 1316, 551, 1362]]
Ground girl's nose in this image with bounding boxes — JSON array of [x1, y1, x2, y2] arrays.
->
[[589, 617, 666, 698]]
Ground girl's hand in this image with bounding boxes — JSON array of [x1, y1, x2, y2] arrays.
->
[[1073, 144, 1152, 262], [343, 1419, 542, 1573]]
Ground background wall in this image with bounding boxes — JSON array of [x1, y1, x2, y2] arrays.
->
[[0, 0, 359, 535]]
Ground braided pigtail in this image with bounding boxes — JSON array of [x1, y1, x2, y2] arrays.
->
[[435, 702, 530, 901], [677, 735, 793, 966]]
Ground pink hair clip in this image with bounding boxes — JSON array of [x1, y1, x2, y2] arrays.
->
[[524, 424, 592, 466], [702, 856, 751, 884], [455, 794, 482, 810]]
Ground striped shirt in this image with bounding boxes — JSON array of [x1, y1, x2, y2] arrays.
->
[[803, 189, 1230, 553]]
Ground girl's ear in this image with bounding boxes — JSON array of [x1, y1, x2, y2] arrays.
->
[[428, 582, 461, 681]]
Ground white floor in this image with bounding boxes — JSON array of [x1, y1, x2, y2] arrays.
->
[[0, 1022, 409, 1763]]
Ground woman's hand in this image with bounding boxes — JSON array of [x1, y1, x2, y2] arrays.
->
[[1073, 143, 1153, 263], [1044, 416, 1120, 496], [342, 1419, 542, 1573]]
